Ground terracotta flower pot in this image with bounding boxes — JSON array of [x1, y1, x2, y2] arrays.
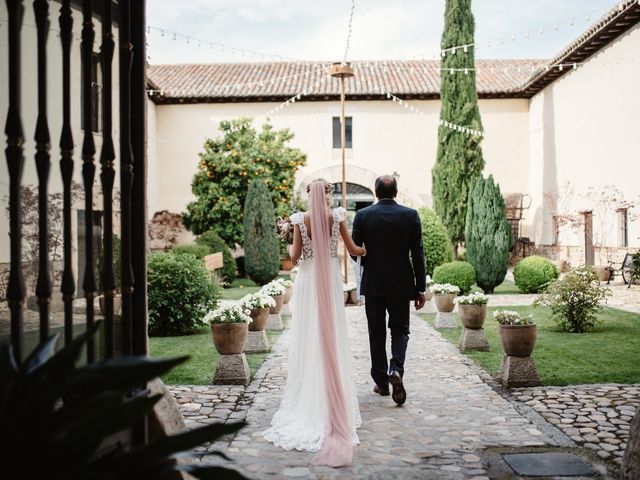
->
[[344, 291, 349, 304], [249, 307, 269, 331], [597, 266, 611, 282], [211, 322, 248, 355], [499, 324, 537, 357], [434, 293, 456, 313], [269, 294, 284, 314], [283, 286, 294, 304], [458, 304, 487, 329], [425, 289, 434, 301], [280, 257, 293, 271]]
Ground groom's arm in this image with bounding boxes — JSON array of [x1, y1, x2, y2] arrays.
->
[[410, 210, 426, 294], [350, 211, 364, 262]]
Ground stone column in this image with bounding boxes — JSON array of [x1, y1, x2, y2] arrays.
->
[[213, 353, 250, 386], [244, 330, 269, 353], [266, 313, 284, 331]]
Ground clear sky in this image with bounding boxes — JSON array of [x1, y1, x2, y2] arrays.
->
[[147, 0, 620, 65]]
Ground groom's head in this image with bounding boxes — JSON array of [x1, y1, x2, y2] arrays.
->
[[375, 175, 398, 200]]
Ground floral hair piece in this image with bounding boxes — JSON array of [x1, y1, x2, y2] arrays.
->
[[306, 182, 335, 194]]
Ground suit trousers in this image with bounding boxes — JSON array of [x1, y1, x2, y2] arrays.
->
[[364, 295, 411, 388]]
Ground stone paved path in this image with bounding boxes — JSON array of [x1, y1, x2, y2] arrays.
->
[[511, 385, 639, 465], [191, 305, 563, 479]]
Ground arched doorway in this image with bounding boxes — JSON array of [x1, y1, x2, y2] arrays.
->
[[332, 182, 375, 211]]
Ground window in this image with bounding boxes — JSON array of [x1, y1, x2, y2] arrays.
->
[[332, 116, 352, 149], [617, 208, 629, 247], [81, 52, 101, 133]]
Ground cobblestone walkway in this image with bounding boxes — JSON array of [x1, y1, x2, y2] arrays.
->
[[186, 305, 565, 479], [511, 385, 639, 465]]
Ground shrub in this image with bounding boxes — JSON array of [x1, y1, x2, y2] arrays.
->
[[464, 175, 512, 293], [171, 244, 211, 259], [514, 255, 559, 293], [244, 179, 280, 285], [148, 252, 221, 336], [418, 208, 453, 276], [196, 230, 237, 284], [96, 233, 122, 293], [535, 265, 612, 333], [432, 261, 476, 295]]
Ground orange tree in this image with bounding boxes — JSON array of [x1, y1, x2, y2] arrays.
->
[[183, 117, 306, 246]]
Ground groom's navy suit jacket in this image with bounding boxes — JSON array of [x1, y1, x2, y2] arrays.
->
[[351, 199, 426, 299]]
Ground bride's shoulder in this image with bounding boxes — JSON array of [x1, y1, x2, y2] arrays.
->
[[332, 206, 347, 222], [290, 211, 306, 225]]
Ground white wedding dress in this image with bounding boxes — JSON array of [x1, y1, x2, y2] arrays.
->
[[263, 207, 361, 452]]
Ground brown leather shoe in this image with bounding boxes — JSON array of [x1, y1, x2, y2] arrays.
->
[[373, 385, 390, 396], [389, 371, 406, 406]]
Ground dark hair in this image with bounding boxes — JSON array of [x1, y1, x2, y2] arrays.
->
[[375, 175, 398, 199]]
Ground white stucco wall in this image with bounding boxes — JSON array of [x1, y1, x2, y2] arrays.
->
[[0, 5, 121, 283], [528, 23, 640, 255], [150, 97, 529, 216]]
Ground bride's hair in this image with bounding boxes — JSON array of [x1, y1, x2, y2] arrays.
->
[[306, 178, 334, 208]]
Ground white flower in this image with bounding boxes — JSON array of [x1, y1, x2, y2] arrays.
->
[[206, 304, 253, 324], [493, 309, 535, 326], [240, 292, 277, 309], [260, 281, 286, 296], [345, 282, 357, 292], [274, 277, 293, 288], [457, 292, 489, 305], [431, 283, 461, 295]]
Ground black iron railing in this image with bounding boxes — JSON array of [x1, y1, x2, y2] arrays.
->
[[3, 0, 149, 403]]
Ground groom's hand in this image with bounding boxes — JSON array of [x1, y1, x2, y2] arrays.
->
[[414, 292, 427, 310]]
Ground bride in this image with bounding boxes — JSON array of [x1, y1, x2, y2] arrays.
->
[[263, 179, 366, 467]]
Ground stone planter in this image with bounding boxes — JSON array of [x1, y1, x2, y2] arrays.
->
[[499, 324, 537, 357], [210, 323, 248, 355], [248, 307, 269, 331], [434, 293, 456, 313], [98, 294, 122, 316], [283, 286, 294, 304], [269, 294, 285, 314], [458, 304, 487, 329]]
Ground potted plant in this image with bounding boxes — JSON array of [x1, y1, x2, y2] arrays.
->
[[431, 283, 460, 312], [494, 309, 537, 357], [456, 292, 489, 329], [205, 304, 252, 355], [424, 277, 434, 301], [240, 292, 276, 331], [275, 278, 294, 304], [261, 280, 286, 314]]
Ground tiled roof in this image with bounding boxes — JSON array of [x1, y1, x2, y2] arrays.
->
[[147, 59, 543, 103], [147, 0, 640, 104]]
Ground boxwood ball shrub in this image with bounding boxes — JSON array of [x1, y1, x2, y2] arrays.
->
[[418, 208, 453, 276], [195, 230, 237, 285], [513, 255, 559, 293], [148, 252, 221, 336], [432, 261, 476, 295]]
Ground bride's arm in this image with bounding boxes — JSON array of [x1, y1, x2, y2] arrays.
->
[[340, 222, 366, 257], [290, 224, 302, 264]]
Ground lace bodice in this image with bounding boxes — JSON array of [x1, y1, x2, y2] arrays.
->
[[290, 207, 346, 261]]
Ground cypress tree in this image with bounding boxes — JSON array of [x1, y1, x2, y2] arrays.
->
[[465, 175, 511, 293], [243, 179, 280, 285], [432, 0, 485, 253]]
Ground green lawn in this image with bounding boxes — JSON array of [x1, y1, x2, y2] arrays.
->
[[420, 306, 640, 385], [221, 274, 292, 300], [149, 323, 285, 384]]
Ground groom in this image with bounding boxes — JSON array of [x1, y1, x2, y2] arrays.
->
[[351, 175, 427, 406]]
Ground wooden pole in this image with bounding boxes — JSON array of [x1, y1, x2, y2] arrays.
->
[[340, 76, 348, 282]]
